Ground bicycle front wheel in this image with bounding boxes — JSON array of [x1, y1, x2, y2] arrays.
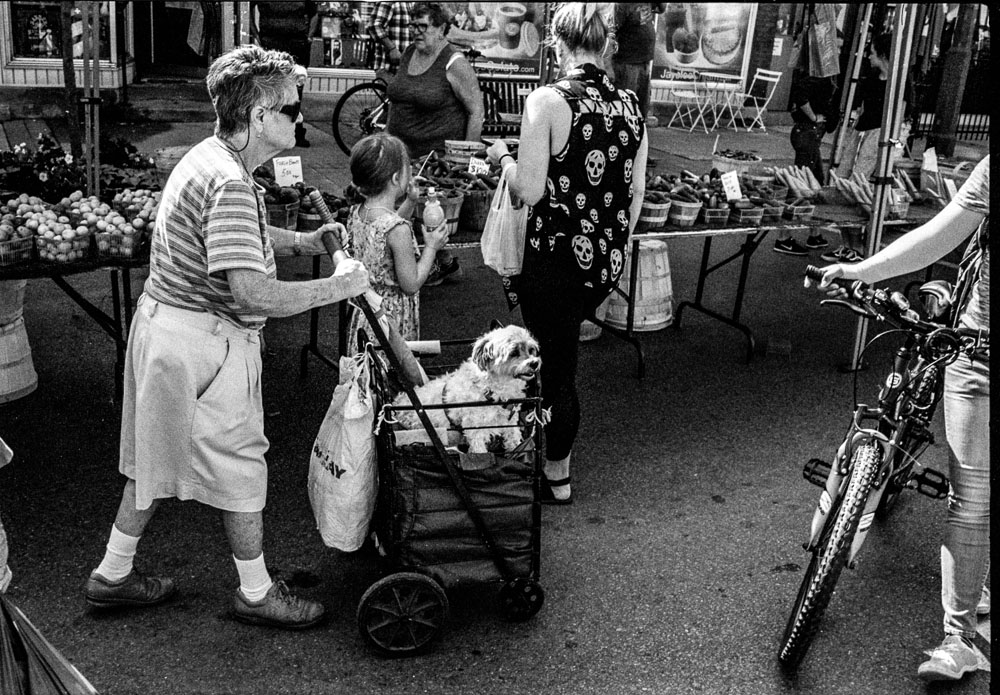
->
[[778, 442, 880, 669], [333, 82, 388, 156]]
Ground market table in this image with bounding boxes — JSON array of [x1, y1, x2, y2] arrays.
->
[[598, 201, 941, 377], [0, 253, 146, 398]]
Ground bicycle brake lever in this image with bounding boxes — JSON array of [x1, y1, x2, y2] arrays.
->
[[819, 298, 877, 319]]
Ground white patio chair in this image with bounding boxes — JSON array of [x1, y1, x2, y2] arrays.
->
[[664, 74, 710, 134], [699, 72, 743, 132], [726, 68, 783, 132]]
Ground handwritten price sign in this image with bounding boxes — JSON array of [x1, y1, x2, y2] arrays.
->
[[273, 156, 303, 186]]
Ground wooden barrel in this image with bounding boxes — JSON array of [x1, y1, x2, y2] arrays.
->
[[0, 317, 38, 404], [0, 280, 27, 326], [605, 240, 673, 331], [579, 295, 611, 342]]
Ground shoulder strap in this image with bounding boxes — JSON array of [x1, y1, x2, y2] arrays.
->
[[445, 51, 461, 70]]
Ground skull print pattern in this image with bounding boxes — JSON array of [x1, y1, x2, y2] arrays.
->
[[502, 63, 644, 313]]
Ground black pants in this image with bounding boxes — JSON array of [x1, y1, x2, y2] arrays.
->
[[790, 123, 825, 185], [516, 262, 590, 461]]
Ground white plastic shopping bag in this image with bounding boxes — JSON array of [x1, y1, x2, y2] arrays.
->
[[480, 165, 528, 276], [308, 352, 377, 551]]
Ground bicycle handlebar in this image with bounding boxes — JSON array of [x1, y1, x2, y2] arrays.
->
[[803, 265, 989, 358]]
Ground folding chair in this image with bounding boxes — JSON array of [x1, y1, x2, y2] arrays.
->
[[699, 72, 743, 132], [664, 74, 710, 134], [726, 68, 783, 132]]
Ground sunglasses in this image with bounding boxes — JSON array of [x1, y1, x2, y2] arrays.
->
[[272, 101, 301, 122]]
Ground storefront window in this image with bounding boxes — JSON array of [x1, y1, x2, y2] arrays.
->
[[10, 1, 111, 60]]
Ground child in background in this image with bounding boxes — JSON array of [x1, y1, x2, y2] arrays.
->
[[345, 133, 449, 352]]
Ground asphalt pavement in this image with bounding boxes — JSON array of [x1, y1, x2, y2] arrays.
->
[[0, 108, 991, 694]]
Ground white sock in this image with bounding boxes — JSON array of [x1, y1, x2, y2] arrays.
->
[[94, 525, 140, 581], [234, 554, 272, 602], [544, 453, 572, 500]]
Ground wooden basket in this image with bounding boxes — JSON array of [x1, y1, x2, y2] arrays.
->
[[0, 237, 33, 267], [729, 206, 764, 226], [635, 199, 672, 231], [266, 200, 300, 230], [444, 140, 487, 167], [667, 200, 702, 227], [712, 153, 762, 175], [458, 188, 493, 233], [699, 207, 731, 227], [95, 231, 146, 259], [782, 202, 816, 222]]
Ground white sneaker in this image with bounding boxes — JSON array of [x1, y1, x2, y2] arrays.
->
[[977, 586, 990, 616], [917, 634, 979, 682]]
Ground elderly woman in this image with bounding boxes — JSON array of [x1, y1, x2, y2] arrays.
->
[[386, 2, 483, 158], [83, 45, 368, 630], [487, 4, 648, 504]]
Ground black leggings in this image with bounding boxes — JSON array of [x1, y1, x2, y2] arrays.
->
[[516, 267, 590, 461]]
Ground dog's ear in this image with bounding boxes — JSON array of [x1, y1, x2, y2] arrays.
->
[[471, 334, 493, 372]]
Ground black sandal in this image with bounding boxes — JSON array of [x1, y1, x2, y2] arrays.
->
[[541, 476, 573, 505]]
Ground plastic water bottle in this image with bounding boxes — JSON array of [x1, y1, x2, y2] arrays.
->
[[422, 187, 445, 232]]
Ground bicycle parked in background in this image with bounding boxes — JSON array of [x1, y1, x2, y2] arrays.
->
[[777, 266, 990, 670], [331, 47, 507, 157]]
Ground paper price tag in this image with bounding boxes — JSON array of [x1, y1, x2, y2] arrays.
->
[[272, 156, 303, 186], [720, 170, 743, 201], [922, 147, 938, 173], [467, 156, 490, 176]]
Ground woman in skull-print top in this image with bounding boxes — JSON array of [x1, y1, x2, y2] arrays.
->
[[487, 4, 648, 505]]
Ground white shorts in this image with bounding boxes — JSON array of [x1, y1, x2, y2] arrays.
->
[[120, 294, 269, 512]]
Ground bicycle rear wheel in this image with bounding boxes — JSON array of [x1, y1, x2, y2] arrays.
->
[[778, 442, 880, 669], [333, 82, 388, 156]]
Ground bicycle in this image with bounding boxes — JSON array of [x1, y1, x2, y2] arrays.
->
[[331, 47, 507, 156], [777, 265, 990, 670]]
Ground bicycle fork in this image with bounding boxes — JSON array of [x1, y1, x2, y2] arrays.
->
[[804, 433, 888, 567]]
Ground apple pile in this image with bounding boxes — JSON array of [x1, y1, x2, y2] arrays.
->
[[0, 192, 91, 263], [0, 196, 37, 264]]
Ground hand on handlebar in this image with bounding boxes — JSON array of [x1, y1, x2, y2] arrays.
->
[[803, 264, 849, 299]]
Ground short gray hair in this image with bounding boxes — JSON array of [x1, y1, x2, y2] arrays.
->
[[206, 44, 297, 139]]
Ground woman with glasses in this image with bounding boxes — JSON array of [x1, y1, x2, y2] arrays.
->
[[385, 3, 482, 284], [82, 45, 369, 630], [486, 3, 648, 504]]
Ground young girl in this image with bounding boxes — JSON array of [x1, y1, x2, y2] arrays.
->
[[345, 133, 449, 352]]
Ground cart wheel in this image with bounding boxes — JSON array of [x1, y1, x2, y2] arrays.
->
[[498, 577, 544, 622], [357, 572, 449, 656]]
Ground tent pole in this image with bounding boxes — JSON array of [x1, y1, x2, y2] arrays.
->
[[829, 3, 873, 178], [847, 4, 918, 371]]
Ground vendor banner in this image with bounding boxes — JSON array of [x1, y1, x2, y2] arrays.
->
[[652, 3, 756, 82], [442, 2, 546, 77]]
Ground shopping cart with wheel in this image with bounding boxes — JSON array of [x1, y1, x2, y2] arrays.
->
[[351, 300, 546, 657]]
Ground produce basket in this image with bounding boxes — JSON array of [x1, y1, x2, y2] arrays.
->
[[770, 185, 789, 202], [699, 207, 731, 227], [886, 199, 910, 220], [0, 236, 33, 267], [443, 140, 487, 167], [761, 202, 784, 223], [667, 200, 702, 228], [712, 152, 762, 176], [458, 188, 492, 233], [36, 233, 90, 263], [729, 206, 764, 226], [412, 191, 465, 235], [297, 212, 323, 232], [782, 201, 816, 222], [635, 199, 672, 231], [96, 231, 146, 259], [266, 200, 300, 230], [742, 174, 775, 188]]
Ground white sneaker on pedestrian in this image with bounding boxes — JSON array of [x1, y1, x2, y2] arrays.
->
[[917, 634, 979, 682]]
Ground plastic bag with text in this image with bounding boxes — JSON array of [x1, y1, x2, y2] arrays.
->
[[308, 352, 377, 552], [480, 165, 529, 277]]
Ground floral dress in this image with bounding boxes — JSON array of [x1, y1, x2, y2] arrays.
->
[[345, 205, 419, 353], [502, 63, 644, 314]]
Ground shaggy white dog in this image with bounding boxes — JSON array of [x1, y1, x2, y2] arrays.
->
[[393, 325, 541, 453]]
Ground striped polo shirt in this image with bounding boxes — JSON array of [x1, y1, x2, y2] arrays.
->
[[146, 137, 276, 329]]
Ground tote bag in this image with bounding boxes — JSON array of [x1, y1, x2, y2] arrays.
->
[[308, 352, 377, 552], [480, 166, 529, 276]]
